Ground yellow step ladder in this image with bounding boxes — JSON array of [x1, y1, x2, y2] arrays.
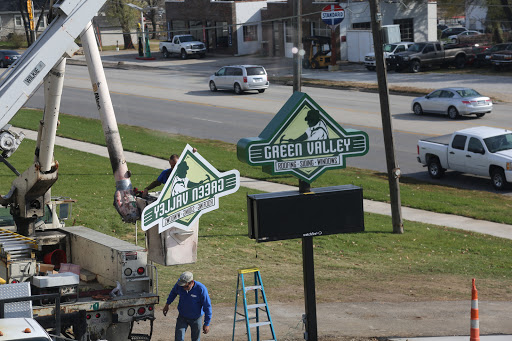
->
[[232, 268, 276, 341]]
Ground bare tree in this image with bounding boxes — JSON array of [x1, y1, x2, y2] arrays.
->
[[16, 0, 48, 46], [144, 0, 165, 39], [105, 0, 146, 49]]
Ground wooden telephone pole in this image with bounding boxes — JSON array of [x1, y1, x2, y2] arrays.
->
[[369, 0, 403, 234]]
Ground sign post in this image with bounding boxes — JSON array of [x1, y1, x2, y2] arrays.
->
[[239, 92, 368, 341], [321, 4, 345, 69]]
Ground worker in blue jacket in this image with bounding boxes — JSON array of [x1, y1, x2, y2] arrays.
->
[[163, 271, 212, 341]]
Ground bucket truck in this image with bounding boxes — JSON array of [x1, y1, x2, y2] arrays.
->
[[0, 0, 159, 339]]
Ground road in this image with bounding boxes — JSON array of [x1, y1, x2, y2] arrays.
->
[[20, 63, 512, 192]]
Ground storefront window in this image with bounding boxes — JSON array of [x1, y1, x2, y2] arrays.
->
[[172, 20, 186, 35], [216, 21, 229, 47], [189, 20, 203, 41], [243, 25, 258, 42]]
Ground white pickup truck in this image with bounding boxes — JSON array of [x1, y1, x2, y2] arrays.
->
[[417, 126, 512, 190], [364, 42, 414, 70], [159, 34, 206, 59]]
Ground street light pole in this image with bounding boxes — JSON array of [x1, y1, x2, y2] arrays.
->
[[127, 3, 146, 56]]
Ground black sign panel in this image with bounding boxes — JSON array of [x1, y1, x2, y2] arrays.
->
[[247, 185, 364, 242]]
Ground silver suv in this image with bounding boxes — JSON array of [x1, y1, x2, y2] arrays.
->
[[209, 65, 269, 94]]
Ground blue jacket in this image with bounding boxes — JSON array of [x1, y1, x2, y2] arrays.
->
[[166, 280, 212, 326], [157, 167, 173, 184]]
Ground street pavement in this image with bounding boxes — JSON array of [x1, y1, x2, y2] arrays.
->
[[17, 51, 512, 340], [68, 48, 512, 102]]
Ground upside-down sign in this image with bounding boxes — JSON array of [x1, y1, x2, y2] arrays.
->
[[141, 144, 240, 233]]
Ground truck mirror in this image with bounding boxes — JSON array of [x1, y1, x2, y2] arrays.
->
[[59, 203, 71, 220]]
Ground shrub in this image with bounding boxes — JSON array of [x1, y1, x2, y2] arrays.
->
[[7, 33, 26, 49]]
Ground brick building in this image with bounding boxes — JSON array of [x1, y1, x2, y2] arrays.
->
[[163, 0, 437, 60]]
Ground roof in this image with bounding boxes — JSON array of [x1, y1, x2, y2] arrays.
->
[[457, 126, 511, 139]]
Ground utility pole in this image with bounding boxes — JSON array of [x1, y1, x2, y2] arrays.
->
[[293, 0, 302, 92], [369, 0, 403, 234]]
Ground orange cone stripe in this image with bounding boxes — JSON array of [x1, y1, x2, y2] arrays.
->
[[470, 278, 480, 341]]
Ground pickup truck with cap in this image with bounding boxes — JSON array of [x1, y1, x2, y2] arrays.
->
[[159, 34, 206, 59], [389, 41, 472, 72], [364, 42, 414, 70], [417, 126, 512, 190]]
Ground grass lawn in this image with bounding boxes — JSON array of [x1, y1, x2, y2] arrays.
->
[[3, 109, 512, 305]]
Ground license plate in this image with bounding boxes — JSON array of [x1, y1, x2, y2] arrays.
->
[[253, 78, 262, 82], [478, 100, 484, 105]]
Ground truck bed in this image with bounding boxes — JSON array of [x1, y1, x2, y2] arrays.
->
[[419, 134, 452, 146], [32, 292, 159, 317]]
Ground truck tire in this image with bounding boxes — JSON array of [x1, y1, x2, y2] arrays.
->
[[413, 103, 423, 115], [491, 168, 507, 190], [209, 81, 217, 92], [162, 48, 169, 58], [180, 49, 188, 60], [427, 157, 444, 179], [366, 66, 376, 71], [234, 83, 243, 95], [311, 60, 319, 69], [448, 106, 459, 119], [410, 60, 421, 73], [455, 55, 466, 69]]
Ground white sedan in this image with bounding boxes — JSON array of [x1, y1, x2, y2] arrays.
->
[[448, 30, 482, 43], [411, 88, 493, 119]]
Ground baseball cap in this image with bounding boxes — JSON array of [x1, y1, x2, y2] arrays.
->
[[177, 271, 193, 286]]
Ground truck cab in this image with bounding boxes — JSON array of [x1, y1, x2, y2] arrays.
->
[[364, 42, 413, 70], [0, 318, 52, 341], [417, 126, 512, 190], [160, 34, 206, 59]]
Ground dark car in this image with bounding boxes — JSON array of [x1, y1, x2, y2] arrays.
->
[[440, 27, 467, 38], [466, 44, 490, 66], [474, 42, 512, 67], [0, 50, 21, 68], [491, 50, 512, 70]]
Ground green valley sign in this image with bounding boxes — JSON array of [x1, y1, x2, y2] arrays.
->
[[237, 92, 369, 183], [142, 144, 240, 233]]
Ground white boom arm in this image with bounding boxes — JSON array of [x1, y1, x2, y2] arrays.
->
[[0, 0, 141, 234], [0, 0, 107, 128]]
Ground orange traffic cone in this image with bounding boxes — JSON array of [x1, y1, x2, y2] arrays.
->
[[470, 278, 480, 341]]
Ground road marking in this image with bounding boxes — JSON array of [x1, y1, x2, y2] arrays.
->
[[63, 85, 270, 115], [191, 117, 223, 124]]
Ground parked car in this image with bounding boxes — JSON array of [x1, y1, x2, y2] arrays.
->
[[491, 50, 512, 70], [466, 44, 491, 66], [364, 42, 414, 71], [389, 41, 472, 72], [411, 87, 492, 119], [437, 24, 449, 32], [0, 50, 21, 68], [440, 27, 467, 38], [474, 42, 512, 67], [417, 126, 512, 190], [209, 65, 269, 94], [159, 34, 206, 59], [448, 30, 482, 43]]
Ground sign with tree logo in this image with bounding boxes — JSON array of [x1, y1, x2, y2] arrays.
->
[[142, 145, 240, 233], [237, 92, 369, 183]]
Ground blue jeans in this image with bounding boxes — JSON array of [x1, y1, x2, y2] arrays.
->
[[175, 314, 202, 341]]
